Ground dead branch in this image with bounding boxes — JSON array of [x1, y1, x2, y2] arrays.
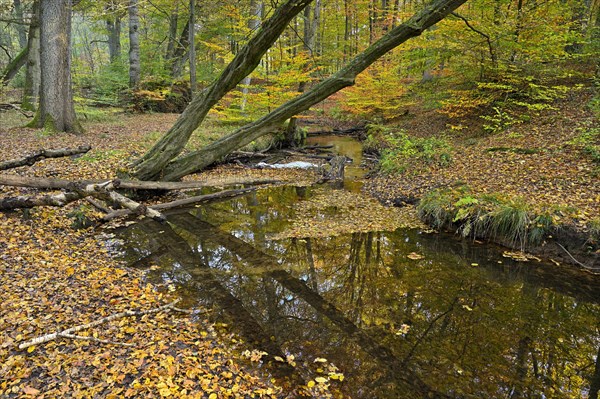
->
[[102, 186, 259, 221], [0, 145, 91, 171], [0, 174, 279, 191], [0, 191, 85, 210], [0, 103, 34, 118], [0, 181, 166, 222], [18, 299, 184, 349]]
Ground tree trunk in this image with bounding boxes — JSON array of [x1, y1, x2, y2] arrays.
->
[[165, 3, 179, 63], [188, 0, 196, 93], [13, 0, 28, 48], [240, 0, 263, 111], [170, 16, 191, 79], [128, 0, 140, 88], [156, 0, 468, 181], [131, 0, 314, 181], [30, 0, 81, 134], [0, 45, 28, 86], [106, 2, 122, 63], [23, 0, 40, 111]]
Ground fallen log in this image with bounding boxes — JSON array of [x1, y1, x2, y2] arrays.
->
[[0, 145, 92, 171], [0, 174, 279, 191], [102, 186, 258, 221], [0, 181, 166, 222]]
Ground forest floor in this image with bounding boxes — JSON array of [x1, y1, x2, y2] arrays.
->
[[0, 85, 598, 398]]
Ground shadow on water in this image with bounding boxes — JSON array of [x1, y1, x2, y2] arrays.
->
[[111, 183, 600, 398], [110, 137, 600, 398]]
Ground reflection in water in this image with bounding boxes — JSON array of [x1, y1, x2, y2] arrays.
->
[[113, 186, 600, 398]]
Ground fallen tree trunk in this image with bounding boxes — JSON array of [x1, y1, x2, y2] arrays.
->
[[0, 181, 166, 222], [101, 186, 259, 221], [0, 145, 91, 171], [0, 174, 278, 190]]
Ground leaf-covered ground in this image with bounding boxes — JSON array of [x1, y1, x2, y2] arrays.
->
[[0, 113, 325, 398], [364, 89, 600, 233]]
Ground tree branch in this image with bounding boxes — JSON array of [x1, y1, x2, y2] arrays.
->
[[18, 299, 184, 349]]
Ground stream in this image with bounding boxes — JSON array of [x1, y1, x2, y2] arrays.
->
[[110, 136, 600, 398]]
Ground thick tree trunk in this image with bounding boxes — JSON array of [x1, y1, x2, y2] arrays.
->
[[31, 0, 81, 134], [170, 17, 190, 79], [128, 0, 140, 88], [131, 0, 314, 181], [23, 0, 40, 111], [106, 3, 122, 63], [156, 0, 468, 181]]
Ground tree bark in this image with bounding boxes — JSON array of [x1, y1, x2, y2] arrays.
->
[[0, 174, 279, 191], [157, 0, 468, 181], [106, 1, 122, 63], [188, 0, 196, 93], [13, 0, 28, 48], [0, 45, 28, 86], [130, 0, 314, 181], [128, 0, 140, 88], [31, 0, 81, 134], [0, 145, 90, 171], [23, 0, 40, 111]]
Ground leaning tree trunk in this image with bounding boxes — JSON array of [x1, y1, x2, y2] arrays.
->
[[130, 0, 314, 181], [22, 0, 40, 111], [156, 0, 469, 181], [0, 46, 28, 86], [128, 0, 140, 88], [30, 0, 81, 134]]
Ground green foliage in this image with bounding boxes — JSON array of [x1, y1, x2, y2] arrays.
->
[[417, 188, 563, 248], [366, 125, 452, 174]]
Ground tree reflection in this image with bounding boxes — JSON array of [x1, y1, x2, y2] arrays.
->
[[115, 208, 600, 399]]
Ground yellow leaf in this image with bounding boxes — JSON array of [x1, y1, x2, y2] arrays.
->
[[307, 381, 315, 388], [315, 377, 327, 384], [23, 386, 40, 395], [313, 357, 327, 363], [27, 345, 35, 353], [208, 394, 217, 399]]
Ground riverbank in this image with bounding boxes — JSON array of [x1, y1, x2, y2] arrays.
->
[[361, 88, 599, 269]]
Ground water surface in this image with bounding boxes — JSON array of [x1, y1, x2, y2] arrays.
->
[[112, 183, 600, 398]]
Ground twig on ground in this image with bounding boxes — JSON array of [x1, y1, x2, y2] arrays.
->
[[18, 299, 187, 349]]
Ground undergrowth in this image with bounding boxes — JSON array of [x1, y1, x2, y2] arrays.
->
[[417, 187, 564, 249], [365, 124, 452, 174]]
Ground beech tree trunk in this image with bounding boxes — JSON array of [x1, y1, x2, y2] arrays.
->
[[131, 0, 314, 181], [31, 0, 81, 134], [144, 0, 468, 181], [106, 1, 122, 63], [23, 0, 40, 111], [128, 0, 140, 88]]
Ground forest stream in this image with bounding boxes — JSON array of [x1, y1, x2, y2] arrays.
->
[[109, 136, 600, 398]]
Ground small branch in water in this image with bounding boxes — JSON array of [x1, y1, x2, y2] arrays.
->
[[557, 243, 597, 270]]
